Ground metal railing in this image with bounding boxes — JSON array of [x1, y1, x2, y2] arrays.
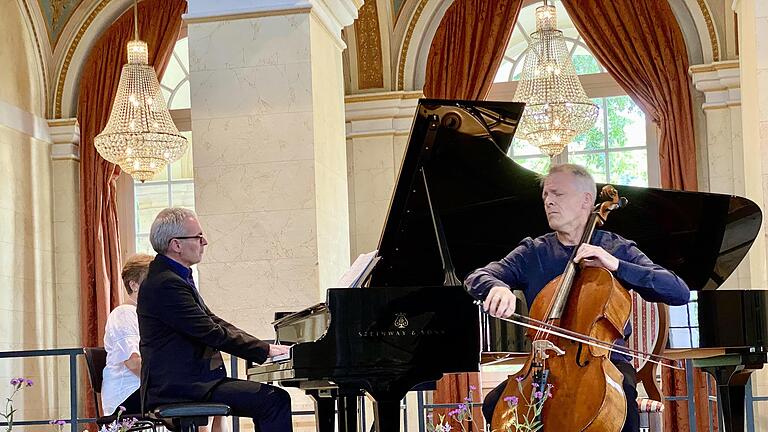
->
[[0, 348, 91, 431], [0, 349, 760, 432]]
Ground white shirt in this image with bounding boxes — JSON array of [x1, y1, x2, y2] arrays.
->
[[102, 304, 141, 415]]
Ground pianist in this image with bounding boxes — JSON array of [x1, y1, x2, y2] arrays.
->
[[465, 163, 690, 432], [138, 207, 293, 432]]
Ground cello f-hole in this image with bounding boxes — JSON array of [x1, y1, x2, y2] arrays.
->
[[576, 342, 590, 367]]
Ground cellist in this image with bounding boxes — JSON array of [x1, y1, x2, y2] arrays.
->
[[465, 163, 690, 432]]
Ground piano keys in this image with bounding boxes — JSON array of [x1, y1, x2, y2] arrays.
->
[[247, 99, 764, 432]]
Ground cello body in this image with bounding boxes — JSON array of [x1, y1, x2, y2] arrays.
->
[[491, 267, 632, 432]]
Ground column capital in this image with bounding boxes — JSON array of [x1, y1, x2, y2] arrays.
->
[[689, 61, 741, 110], [186, 0, 363, 35], [48, 118, 80, 161]]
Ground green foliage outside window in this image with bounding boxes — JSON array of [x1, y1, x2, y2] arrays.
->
[[510, 95, 648, 187]]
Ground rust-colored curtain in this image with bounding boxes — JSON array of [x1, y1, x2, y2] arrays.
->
[[78, 0, 186, 417], [423, 0, 522, 429], [423, 0, 523, 100], [561, 0, 697, 191], [561, 0, 704, 428]]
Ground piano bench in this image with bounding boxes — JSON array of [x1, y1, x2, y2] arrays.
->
[[152, 403, 231, 432]]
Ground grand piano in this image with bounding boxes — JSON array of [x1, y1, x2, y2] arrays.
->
[[247, 99, 766, 432]]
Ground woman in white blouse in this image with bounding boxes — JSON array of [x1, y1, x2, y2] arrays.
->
[[102, 253, 153, 415], [102, 254, 229, 432]]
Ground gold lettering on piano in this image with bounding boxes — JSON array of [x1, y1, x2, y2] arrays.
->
[[357, 329, 447, 337]]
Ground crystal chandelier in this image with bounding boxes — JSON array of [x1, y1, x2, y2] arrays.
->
[[513, 1, 598, 157], [94, 0, 187, 182]]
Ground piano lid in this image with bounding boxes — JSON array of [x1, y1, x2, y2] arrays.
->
[[368, 99, 762, 291]]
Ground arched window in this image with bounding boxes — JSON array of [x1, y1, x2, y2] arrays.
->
[[490, 0, 659, 187], [132, 36, 194, 255]]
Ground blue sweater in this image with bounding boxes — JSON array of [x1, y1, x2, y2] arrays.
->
[[464, 230, 690, 362]]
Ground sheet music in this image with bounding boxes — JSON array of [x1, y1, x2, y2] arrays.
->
[[336, 250, 379, 287]]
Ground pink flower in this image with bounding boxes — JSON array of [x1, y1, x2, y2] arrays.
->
[[469, 385, 477, 391], [503, 395, 518, 406], [534, 391, 543, 399], [515, 376, 524, 383]]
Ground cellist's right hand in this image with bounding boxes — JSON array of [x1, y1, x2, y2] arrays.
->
[[484, 286, 517, 318]]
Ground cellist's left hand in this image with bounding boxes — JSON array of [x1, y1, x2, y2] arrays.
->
[[573, 244, 619, 271]]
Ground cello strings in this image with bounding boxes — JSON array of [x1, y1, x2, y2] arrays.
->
[[478, 306, 684, 370]]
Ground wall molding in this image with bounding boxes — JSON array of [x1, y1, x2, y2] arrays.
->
[[0, 99, 52, 143]]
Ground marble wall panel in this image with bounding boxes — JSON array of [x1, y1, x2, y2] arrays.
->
[[193, 113, 315, 168], [195, 160, 316, 214], [188, 15, 311, 73], [200, 209, 318, 263]]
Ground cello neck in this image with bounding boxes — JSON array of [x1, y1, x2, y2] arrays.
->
[[546, 211, 601, 321]]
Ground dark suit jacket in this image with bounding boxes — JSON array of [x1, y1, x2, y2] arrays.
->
[[137, 256, 270, 408]]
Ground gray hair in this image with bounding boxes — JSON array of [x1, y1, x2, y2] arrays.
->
[[150, 207, 198, 254], [542, 163, 596, 196]]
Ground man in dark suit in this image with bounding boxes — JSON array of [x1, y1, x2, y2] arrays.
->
[[138, 207, 292, 432]]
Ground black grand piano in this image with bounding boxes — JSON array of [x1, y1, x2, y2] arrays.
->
[[247, 99, 766, 432]]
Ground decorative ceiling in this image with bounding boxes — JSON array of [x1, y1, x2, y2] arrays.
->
[[37, 0, 85, 46], [393, 0, 405, 19]]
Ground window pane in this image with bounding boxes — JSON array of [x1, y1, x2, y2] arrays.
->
[[669, 329, 692, 349], [511, 138, 544, 157], [607, 96, 646, 149], [494, 60, 514, 83], [171, 131, 194, 180], [513, 157, 550, 175], [668, 304, 690, 327], [176, 37, 189, 73], [170, 80, 191, 110], [569, 98, 604, 152], [135, 183, 169, 234], [171, 182, 195, 209], [608, 149, 648, 186], [571, 45, 601, 75], [568, 152, 606, 183], [160, 55, 185, 91], [135, 234, 154, 255]]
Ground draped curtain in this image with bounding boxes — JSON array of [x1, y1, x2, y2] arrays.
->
[[423, 0, 523, 100], [424, 0, 701, 429], [77, 0, 186, 416], [561, 0, 697, 191], [422, 0, 523, 428]]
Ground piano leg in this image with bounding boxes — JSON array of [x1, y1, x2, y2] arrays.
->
[[337, 393, 360, 432], [307, 389, 337, 432], [372, 397, 402, 432], [696, 353, 767, 432]]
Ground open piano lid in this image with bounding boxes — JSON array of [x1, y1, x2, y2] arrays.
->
[[368, 99, 762, 291]]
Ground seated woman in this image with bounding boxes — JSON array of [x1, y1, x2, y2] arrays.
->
[[102, 253, 153, 416], [102, 254, 230, 432]]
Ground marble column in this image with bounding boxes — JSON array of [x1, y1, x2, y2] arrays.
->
[[733, 0, 768, 289], [48, 118, 82, 345], [689, 62, 763, 288], [185, 0, 362, 339], [344, 91, 421, 258]]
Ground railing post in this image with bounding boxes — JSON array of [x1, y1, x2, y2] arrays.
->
[[70, 352, 79, 432]]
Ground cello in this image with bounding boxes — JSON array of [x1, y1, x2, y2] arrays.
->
[[491, 185, 632, 432]]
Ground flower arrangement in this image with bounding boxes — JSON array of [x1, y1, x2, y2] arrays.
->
[[425, 379, 555, 432], [99, 406, 138, 432], [427, 385, 480, 432], [498, 377, 554, 432], [3, 377, 34, 431]]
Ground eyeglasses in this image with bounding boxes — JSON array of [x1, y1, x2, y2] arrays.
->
[[171, 234, 206, 243]]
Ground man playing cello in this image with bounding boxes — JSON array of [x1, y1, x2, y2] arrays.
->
[[465, 163, 690, 432]]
